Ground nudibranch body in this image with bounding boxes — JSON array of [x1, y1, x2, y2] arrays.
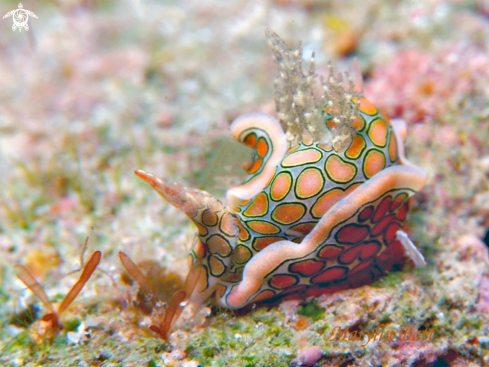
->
[[136, 98, 426, 311], [134, 31, 427, 333]]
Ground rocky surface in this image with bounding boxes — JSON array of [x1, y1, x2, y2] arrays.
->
[[0, 0, 489, 366]]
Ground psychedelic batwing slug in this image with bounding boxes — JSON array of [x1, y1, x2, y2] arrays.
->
[[134, 32, 427, 333]]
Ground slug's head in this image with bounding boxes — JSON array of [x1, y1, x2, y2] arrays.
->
[[134, 170, 240, 305]]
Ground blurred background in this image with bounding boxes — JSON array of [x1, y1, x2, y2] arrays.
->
[[1, 0, 489, 365]]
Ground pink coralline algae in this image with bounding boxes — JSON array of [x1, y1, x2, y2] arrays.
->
[[365, 44, 489, 124]]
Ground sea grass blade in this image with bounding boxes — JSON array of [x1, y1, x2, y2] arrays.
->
[[57, 251, 101, 316], [162, 290, 186, 339], [118, 251, 156, 297], [15, 265, 54, 314]]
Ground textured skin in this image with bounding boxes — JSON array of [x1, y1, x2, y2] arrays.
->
[[137, 98, 427, 312]]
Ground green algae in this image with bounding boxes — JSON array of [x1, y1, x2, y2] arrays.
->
[[1, 1, 489, 366], [297, 300, 326, 322]]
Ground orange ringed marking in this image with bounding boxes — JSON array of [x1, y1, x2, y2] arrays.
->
[[295, 168, 324, 199], [282, 149, 322, 167], [368, 118, 388, 147], [244, 193, 269, 217], [270, 171, 292, 201], [247, 220, 280, 235], [325, 155, 357, 183], [363, 149, 386, 178], [359, 98, 378, 115]]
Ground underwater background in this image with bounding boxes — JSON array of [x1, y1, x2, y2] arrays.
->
[[1, 0, 489, 365]]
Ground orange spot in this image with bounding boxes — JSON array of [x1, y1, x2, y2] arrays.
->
[[272, 203, 306, 225], [380, 110, 392, 126], [243, 133, 256, 148], [359, 98, 378, 115], [193, 238, 207, 259], [270, 172, 292, 201], [215, 284, 227, 298], [368, 118, 388, 147], [244, 193, 269, 217], [207, 234, 232, 257], [295, 168, 324, 199], [220, 213, 238, 236], [269, 274, 299, 289], [202, 209, 218, 227], [232, 245, 252, 264], [192, 220, 208, 236], [282, 149, 322, 167], [363, 149, 386, 178], [247, 220, 280, 235], [221, 267, 243, 283], [256, 137, 268, 158], [265, 168, 277, 188], [352, 116, 365, 131], [294, 316, 311, 330], [252, 236, 285, 251], [289, 259, 325, 277], [318, 143, 332, 152], [317, 245, 343, 259], [287, 145, 299, 153], [237, 221, 250, 241], [345, 135, 366, 160], [248, 157, 263, 174], [389, 132, 398, 162], [241, 199, 251, 206], [209, 255, 226, 276], [287, 222, 316, 236], [250, 289, 275, 303], [325, 155, 357, 183], [311, 184, 360, 218]]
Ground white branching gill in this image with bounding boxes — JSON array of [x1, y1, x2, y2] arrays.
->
[[266, 28, 363, 152]]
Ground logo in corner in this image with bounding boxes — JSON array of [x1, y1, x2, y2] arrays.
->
[[3, 3, 38, 32]]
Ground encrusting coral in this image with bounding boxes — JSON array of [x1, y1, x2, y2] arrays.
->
[[133, 30, 427, 339]]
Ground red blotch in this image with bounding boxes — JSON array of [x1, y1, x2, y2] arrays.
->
[[396, 202, 409, 222], [349, 259, 374, 275], [269, 274, 299, 289], [376, 240, 406, 273], [371, 214, 396, 237], [311, 266, 348, 284], [336, 224, 370, 244], [289, 259, 325, 277], [250, 289, 275, 303], [390, 193, 407, 212], [358, 205, 374, 222], [372, 197, 392, 223], [338, 241, 381, 264], [385, 222, 401, 243], [288, 222, 316, 236], [281, 285, 309, 299], [317, 245, 344, 259]]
